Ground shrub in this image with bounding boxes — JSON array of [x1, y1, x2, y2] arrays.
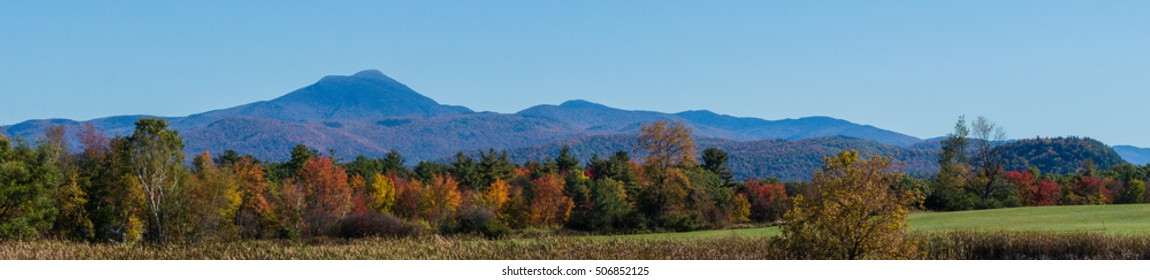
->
[[449, 207, 510, 239], [335, 213, 410, 238]]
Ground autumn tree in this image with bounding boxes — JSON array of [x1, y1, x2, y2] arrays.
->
[[368, 173, 397, 214], [528, 173, 574, 228], [180, 152, 241, 241], [420, 174, 462, 226], [126, 118, 187, 243], [348, 174, 370, 214], [77, 125, 144, 242], [43, 126, 95, 240], [638, 120, 696, 169], [732, 194, 751, 224], [233, 156, 271, 238], [635, 121, 698, 229], [744, 181, 789, 223], [782, 150, 923, 260], [386, 177, 420, 220], [1006, 169, 1061, 206], [296, 156, 350, 236], [473, 178, 510, 213], [1063, 174, 1111, 205]]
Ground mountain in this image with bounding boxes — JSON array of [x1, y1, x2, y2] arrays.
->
[[2, 69, 928, 165], [519, 100, 921, 146], [1113, 145, 1150, 165], [994, 137, 1127, 175], [183, 70, 472, 125]]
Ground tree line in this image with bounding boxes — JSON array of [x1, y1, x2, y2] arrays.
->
[[2, 116, 1149, 244], [1, 119, 773, 242]]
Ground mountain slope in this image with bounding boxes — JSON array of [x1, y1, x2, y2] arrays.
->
[[995, 137, 1127, 174], [182, 113, 580, 162], [1114, 145, 1150, 165], [185, 70, 471, 125], [519, 100, 921, 146]]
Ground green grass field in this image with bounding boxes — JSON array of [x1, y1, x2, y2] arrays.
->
[[610, 204, 1150, 240]]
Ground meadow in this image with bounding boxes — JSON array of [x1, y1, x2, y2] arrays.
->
[[3, 204, 1150, 260], [618, 204, 1150, 240]]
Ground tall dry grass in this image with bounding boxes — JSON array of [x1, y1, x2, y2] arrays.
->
[[4, 231, 1150, 260], [0, 236, 782, 260]]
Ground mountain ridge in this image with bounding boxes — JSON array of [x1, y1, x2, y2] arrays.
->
[[2, 69, 1143, 170]]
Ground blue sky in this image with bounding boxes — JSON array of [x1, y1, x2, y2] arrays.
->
[[2, 1, 1148, 146]]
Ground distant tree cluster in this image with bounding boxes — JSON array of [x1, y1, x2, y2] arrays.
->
[[924, 116, 1150, 211]]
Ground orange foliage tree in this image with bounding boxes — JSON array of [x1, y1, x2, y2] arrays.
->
[[296, 156, 350, 236], [474, 178, 510, 213], [529, 174, 574, 227], [420, 174, 462, 226], [233, 156, 271, 238]]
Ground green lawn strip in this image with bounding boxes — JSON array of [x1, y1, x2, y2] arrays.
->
[[589, 204, 1150, 240]]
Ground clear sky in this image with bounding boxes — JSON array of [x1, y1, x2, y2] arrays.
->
[[2, 1, 1148, 146]]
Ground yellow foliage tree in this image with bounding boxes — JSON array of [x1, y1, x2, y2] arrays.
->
[[732, 193, 751, 223], [781, 150, 923, 260], [369, 173, 396, 214]]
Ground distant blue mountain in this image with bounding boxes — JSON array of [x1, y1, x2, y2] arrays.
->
[[519, 100, 922, 146], [30, 69, 1150, 172], [185, 70, 472, 125], [1114, 145, 1150, 165]]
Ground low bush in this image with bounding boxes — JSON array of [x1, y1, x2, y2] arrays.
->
[[335, 213, 411, 238], [447, 207, 510, 239]]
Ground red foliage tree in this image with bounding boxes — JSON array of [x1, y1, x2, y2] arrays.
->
[[1033, 180, 1063, 206], [744, 181, 789, 223], [392, 178, 424, 220], [1064, 175, 1110, 205]]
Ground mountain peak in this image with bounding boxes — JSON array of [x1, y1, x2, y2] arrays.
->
[[559, 99, 609, 109], [352, 69, 390, 80], [194, 70, 472, 122]]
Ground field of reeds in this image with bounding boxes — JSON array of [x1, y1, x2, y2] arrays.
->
[[0, 236, 782, 260], [4, 231, 1150, 260], [5, 205, 1150, 260]]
